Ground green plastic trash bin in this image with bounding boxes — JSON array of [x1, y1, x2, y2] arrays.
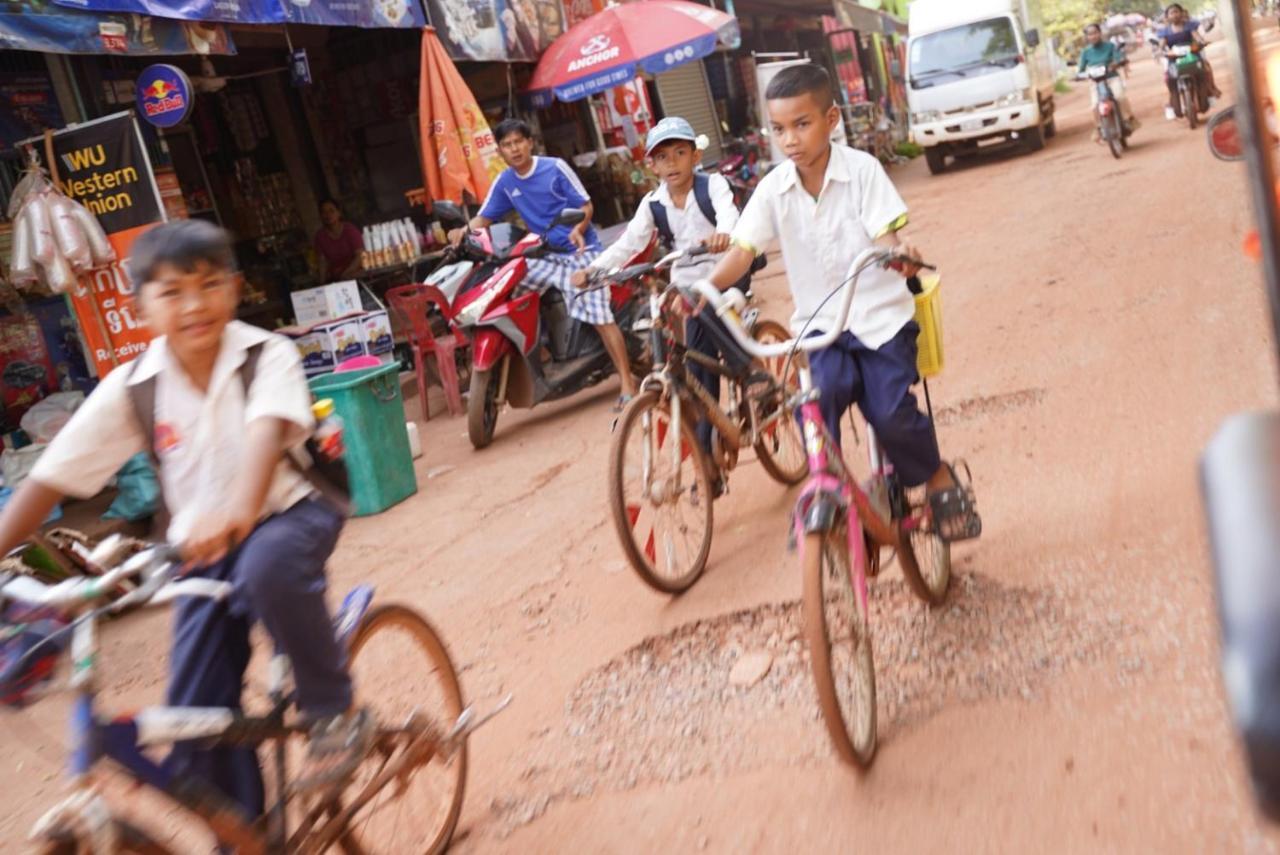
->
[[308, 364, 417, 516]]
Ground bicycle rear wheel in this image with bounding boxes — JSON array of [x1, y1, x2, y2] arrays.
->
[[750, 319, 807, 486], [39, 820, 175, 855], [334, 604, 467, 854], [802, 529, 876, 768], [609, 391, 715, 594], [897, 491, 952, 606]]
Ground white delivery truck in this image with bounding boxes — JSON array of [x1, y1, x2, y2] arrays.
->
[[907, 0, 1056, 175]]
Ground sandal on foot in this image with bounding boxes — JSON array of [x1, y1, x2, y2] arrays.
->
[[927, 461, 983, 544], [292, 708, 375, 795], [613, 394, 634, 414]]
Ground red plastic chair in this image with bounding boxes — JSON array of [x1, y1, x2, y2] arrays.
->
[[386, 283, 466, 421]]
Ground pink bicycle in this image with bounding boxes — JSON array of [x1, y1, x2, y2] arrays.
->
[[690, 248, 980, 767]]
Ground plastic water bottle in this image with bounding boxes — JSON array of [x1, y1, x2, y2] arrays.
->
[[312, 398, 344, 462]]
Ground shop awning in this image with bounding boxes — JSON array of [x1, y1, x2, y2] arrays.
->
[[0, 1, 236, 55], [833, 0, 906, 37], [49, 0, 426, 28]]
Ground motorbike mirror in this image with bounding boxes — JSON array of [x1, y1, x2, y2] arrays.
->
[[554, 208, 587, 227], [1025, 28, 1041, 49], [1208, 107, 1245, 161], [432, 201, 466, 225]]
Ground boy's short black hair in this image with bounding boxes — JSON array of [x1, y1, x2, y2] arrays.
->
[[494, 118, 534, 143], [128, 219, 236, 286], [1084, 22, 1101, 34], [765, 64, 836, 111]]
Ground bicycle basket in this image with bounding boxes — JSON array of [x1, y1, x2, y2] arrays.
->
[[0, 602, 67, 708], [913, 274, 944, 378]]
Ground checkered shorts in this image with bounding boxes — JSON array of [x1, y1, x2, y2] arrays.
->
[[522, 249, 613, 325]]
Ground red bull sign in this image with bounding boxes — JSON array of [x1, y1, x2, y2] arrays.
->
[[135, 64, 193, 128]]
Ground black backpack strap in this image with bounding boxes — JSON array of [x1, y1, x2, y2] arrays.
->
[[239, 340, 266, 391], [693, 173, 717, 227], [649, 195, 674, 248], [238, 340, 351, 517], [125, 357, 158, 466], [124, 356, 169, 535]]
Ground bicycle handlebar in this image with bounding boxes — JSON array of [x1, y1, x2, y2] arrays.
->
[[0, 539, 228, 612], [581, 244, 713, 290], [688, 248, 932, 359]]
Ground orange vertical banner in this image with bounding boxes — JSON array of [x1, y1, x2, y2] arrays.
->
[[419, 26, 503, 206]]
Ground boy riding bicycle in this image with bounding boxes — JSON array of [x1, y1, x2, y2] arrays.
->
[[573, 116, 762, 478], [0, 220, 367, 819], [705, 64, 978, 536]]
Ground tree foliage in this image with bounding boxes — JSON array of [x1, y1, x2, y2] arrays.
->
[[1043, 0, 1109, 58]]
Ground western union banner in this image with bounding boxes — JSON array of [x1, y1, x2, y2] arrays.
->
[[39, 112, 163, 375]]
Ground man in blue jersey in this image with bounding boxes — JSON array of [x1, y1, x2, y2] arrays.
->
[[449, 119, 638, 405]]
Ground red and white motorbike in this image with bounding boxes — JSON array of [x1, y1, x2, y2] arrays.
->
[[433, 203, 654, 449]]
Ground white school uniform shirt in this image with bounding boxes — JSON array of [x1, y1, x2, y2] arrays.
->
[[30, 321, 316, 543], [731, 144, 912, 349], [591, 172, 739, 287]]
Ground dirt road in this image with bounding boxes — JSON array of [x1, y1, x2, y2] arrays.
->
[[4, 30, 1280, 854]]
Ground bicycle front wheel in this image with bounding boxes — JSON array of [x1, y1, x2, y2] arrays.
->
[[335, 604, 467, 854], [609, 391, 715, 594], [802, 529, 877, 768], [750, 319, 807, 486]]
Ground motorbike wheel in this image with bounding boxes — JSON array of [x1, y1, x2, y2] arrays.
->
[[467, 366, 500, 450], [1108, 114, 1124, 159], [1183, 86, 1198, 130]]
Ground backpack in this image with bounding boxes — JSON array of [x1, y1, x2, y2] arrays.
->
[[126, 341, 352, 528], [648, 173, 767, 293]]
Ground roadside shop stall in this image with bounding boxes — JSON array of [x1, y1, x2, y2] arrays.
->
[[0, 3, 430, 553]]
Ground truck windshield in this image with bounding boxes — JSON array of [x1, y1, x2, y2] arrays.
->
[[909, 17, 1020, 89]]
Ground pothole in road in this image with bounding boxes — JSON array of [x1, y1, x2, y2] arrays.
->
[[489, 565, 1133, 835], [934, 388, 1046, 426]]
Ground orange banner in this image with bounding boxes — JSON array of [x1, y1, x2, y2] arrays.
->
[[69, 224, 153, 376], [419, 26, 503, 206]]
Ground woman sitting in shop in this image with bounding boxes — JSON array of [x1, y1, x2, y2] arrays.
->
[[314, 198, 364, 283]]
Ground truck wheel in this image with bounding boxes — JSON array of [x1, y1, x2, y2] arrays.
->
[[924, 147, 947, 175], [1044, 117, 1058, 138], [1023, 123, 1046, 153]]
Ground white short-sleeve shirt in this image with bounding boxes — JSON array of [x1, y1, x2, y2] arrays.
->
[[30, 321, 316, 543], [731, 144, 912, 349], [592, 172, 740, 287]]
